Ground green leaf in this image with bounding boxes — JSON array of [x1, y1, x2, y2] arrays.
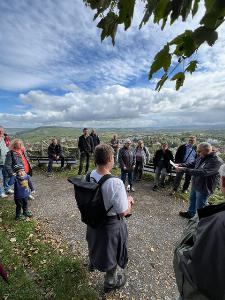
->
[[181, 0, 193, 21], [154, 0, 170, 24], [97, 11, 119, 45], [192, 0, 200, 16], [193, 26, 218, 46], [171, 72, 185, 90], [185, 60, 198, 73], [155, 74, 168, 91], [149, 44, 171, 79], [117, 0, 135, 30], [93, 0, 112, 20], [171, 30, 196, 57], [170, 0, 184, 24], [139, 0, 158, 28]]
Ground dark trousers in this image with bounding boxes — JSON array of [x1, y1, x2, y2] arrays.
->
[[121, 170, 133, 187], [173, 172, 192, 192], [79, 152, 90, 174], [133, 161, 143, 180], [15, 197, 28, 217], [48, 155, 65, 173]]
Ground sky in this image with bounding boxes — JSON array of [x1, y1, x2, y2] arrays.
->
[[0, 0, 225, 128]]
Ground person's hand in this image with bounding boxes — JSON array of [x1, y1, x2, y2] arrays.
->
[[123, 166, 127, 170], [128, 195, 134, 206], [132, 165, 136, 170], [176, 167, 185, 172], [31, 190, 36, 194], [56, 156, 59, 160]]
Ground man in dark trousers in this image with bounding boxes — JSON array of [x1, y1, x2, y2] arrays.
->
[[152, 142, 174, 191], [78, 128, 94, 175], [177, 142, 223, 219], [90, 128, 100, 149], [171, 136, 197, 195], [47, 138, 65, 176]]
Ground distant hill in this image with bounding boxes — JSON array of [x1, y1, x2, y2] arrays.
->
[[11, 126, 82, 143]]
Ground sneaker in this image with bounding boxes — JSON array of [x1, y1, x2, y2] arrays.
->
[[28, 194, 35, 200], [6, 189, 14, 195], [179, 211, 192, 219], [126, 185, 130, 192], [24, 211, 33, 218], [47, 172, 53, 177], [130, 187, 135, 192], [0, 193, 8, 199], [15, 214, 26, 221], [104, 273, 127, 293], [152, 185, 158, 191]]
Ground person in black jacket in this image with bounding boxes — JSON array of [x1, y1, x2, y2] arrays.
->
[[152, 143, 174, 191], [177, 142, 223, 219], [78, 128, 94, 175], [171, 136, 197, 194], [47, 139, 64, 176], [90, 129, 100, 149]]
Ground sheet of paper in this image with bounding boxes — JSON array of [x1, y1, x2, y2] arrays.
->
[[170, 160, 176, 168]]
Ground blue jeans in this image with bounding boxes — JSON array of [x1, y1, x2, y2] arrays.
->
[[188, 187, 208, 217], [0, 165, 11, 194], [121, 170, 133, 187]]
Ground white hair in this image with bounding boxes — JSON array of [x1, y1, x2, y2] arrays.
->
[[198, 142, 212, 150]]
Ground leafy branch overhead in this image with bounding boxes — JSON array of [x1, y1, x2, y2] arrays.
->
[[84, 0, 225, 90]]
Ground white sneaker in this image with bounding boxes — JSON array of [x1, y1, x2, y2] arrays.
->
[[131, 187, 135, 192], [6, 189, 14, 195], [0, 193, 8, 198], [127, 185, 130, 192], [29, 195, 35, 200]]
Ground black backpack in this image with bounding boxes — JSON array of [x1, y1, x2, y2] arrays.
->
[[68, 174, 113, 228]]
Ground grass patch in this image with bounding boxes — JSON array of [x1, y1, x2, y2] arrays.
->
[[0, 200, 98, 300]]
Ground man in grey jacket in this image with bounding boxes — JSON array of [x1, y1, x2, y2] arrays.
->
[[176, 142, 223, 219]]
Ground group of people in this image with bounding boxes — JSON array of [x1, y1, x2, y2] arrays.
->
[[1, 125, 225, 298]]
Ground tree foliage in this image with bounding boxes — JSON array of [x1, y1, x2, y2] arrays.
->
[[84, 0, 225, 90]]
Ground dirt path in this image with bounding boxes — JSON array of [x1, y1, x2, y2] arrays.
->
[[30, 172, 187, 300]]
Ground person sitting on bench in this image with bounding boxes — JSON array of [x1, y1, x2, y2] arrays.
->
[[47, 139, 64, 176]]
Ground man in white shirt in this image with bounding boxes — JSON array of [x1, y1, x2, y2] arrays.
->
[[86, 144, 134, 293]]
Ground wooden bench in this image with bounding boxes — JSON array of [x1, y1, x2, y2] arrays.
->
[[143, 162, 176, 177], [29, 156, 78, 169]]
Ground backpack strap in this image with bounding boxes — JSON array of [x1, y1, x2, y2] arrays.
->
[[97, 174, 113, 186]]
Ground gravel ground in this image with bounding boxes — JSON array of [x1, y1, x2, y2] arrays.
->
[[30, 172, 187, 300]]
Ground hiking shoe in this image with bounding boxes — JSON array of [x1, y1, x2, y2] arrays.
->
[[24, 211, 33, 218], [152, 185, 158, 191], [130, 187, 135, 192], [179, 211, 192, 219], [6, 189, 14, 195], [28, 194, 35, 200], [104, 273, 127, 293], [15, 214, 26, 221], [126, 185, 130, 192], [0, 193, 8, 199]]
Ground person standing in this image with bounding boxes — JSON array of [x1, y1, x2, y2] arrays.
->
[[90, 129, 100, 149], [171, 136, 197, 194], [178, 142, 223, 219], [118, 139, 135, 192], [86, 144, 133, 292], [152, 143, 174, 191], [133, 140, 150, 181], [47, 138, 65, 176], [4, 139, 32, 180], [110, 134, 120, 166], [78, 128, 94, 175], [0, 126, 13, 198]]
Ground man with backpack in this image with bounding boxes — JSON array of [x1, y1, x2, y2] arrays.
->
[[133, 140, 150, 181], [171, 136, 197, 195], [78, 128, 94, 175], [69, 144, 133, 293]]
